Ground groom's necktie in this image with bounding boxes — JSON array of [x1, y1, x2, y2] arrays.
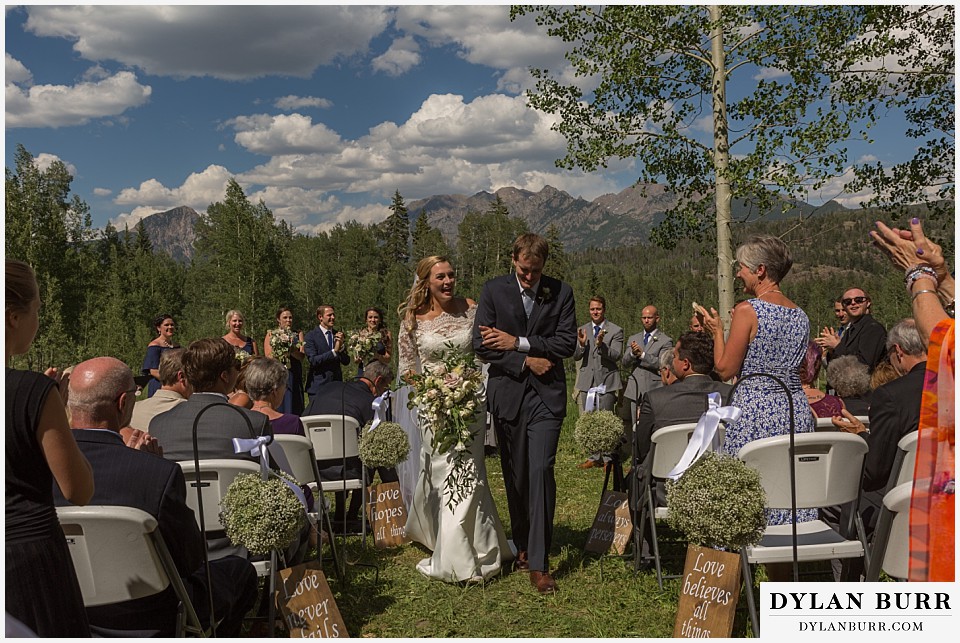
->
[[522, 289, 535, 318], [326, 330, 333, 349]]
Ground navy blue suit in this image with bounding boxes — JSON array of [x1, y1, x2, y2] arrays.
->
[[53, 430, 257, 637], [304, 326, 350, 397], [473, 273, 577, 572]]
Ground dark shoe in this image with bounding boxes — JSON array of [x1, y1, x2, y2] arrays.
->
[[513, 550, 529, 572], [577, 458, 600, 470], [530, 570, 557, 594]]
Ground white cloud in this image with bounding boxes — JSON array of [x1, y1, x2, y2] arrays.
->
[[6, 69, 151, 128], [34, 153, 77, 177], [246, 185, 341, 227], [23, 5, 392, 80], [298, 202, 393, 236], [114, 165, 234, 213], [274, 95, 333, 111], [371, 37, 421, 76], [5, 54, 31, 83], [93, 187, 112, 197], [753, 67, 790, 81], [225, 114, 343, 156]]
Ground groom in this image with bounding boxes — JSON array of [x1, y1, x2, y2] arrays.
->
[[473, 233, 577, 594]]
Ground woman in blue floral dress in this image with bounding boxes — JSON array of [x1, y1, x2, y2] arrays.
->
[[696, 235, 816, 534]]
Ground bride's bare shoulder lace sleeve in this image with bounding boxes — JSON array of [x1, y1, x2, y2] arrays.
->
[[397, 323, 418, 376]]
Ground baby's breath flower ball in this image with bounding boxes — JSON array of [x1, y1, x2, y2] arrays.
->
[[665, 452, 767, 550], [220, 473, 306, 555], [574, 410, 625, 455], [358, 422, 411, 469]]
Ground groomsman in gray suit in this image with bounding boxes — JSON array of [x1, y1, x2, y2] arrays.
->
[[573, 296, 623, 413], [622, 305, 673, 425]]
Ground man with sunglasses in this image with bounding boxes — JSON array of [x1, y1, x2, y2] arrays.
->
[[819, 288, 887, 373]]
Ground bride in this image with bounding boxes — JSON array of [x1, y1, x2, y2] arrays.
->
[[398, 255, 513, 582]]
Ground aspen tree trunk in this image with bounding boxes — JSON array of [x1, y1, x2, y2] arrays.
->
[[709, 5, 735, 328]]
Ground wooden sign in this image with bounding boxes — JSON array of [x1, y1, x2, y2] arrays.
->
[[367, 481, 410, 548], [276, 562, 348, 638], [584, 490, 632, 555], [673, 545, 742, 638]]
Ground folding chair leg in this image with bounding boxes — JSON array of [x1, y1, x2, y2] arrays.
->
[[740, 548, 759, 637], [646, 484, 664, 589]]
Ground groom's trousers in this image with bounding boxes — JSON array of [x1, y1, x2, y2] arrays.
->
[[494, 390, 561, 573]]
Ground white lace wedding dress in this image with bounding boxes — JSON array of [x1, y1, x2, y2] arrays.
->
[[398, 304, 513, 582]]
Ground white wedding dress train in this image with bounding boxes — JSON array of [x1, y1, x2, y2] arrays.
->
[[398, 305, 513, 582]]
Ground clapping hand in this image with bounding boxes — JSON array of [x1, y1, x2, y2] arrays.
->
[[333, 331, 345, 352], [595, 328, 605, 346], [693, 303, 721, 335], [577, 327, 587, 347], [814, 327, 840, 350], [120, 427, 164, 456], [630, 340, 643, 357], [44, 367, 70, 403], [871, 218, 948, 278]]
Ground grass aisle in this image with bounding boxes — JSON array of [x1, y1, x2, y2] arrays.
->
[[322, 395, 690, 638]]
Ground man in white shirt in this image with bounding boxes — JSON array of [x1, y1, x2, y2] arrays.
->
[[130, 348, 191, 431]]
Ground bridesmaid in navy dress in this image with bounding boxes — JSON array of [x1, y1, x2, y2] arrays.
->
[[223, 309, 258, 356], [264, 306, 305, 415], [141, 314, 179, 398]]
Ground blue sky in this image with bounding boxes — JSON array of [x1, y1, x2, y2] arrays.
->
[[4, 4, 936, 234]]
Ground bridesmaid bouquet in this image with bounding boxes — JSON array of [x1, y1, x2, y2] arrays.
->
[[346, 329, 381, 364], [407, 342, 486, 510], [270, 328, 301, 367], [235, 349, 254, 366]]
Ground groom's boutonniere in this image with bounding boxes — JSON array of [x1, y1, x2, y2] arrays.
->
[[537, 285, 553, 305]]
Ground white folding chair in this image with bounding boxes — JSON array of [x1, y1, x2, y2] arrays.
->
[[814, 415, 870, 431], [635, 422, 725, 588], [864, 481, 912, 581], [177, 459, 272, 576], [57, 505, 205, 637], [737, 432, 869, 635], [891, 430, 919, 489], [301, 414, 368, 538]]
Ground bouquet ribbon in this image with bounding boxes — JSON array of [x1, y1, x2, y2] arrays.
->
[[585, 384, 607, 412], [666, 392, 741, 480], [369, 391, 390, 432]]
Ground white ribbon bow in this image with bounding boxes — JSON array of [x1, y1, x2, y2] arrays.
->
[[232, 435, 273, 472], [369, 390, 390, 432], [585, 383, 607, 412], [666, 392, 742, 480]]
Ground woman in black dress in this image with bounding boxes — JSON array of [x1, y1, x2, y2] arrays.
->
[[6, 259, 95, 636], [142, 313, 179, 397]]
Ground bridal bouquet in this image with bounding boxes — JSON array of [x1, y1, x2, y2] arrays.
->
[[346, 329, 381, 364], [270, 328, 301, 367], [407, 342, 485, 509]]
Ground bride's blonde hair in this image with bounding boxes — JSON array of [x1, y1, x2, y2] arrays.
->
[[398, 255, 451, 334]]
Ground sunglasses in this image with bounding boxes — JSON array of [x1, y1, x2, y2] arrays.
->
[[842, 296, 868, 306]]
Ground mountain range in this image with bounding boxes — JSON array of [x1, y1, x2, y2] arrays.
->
[[132, 184, 848, 261]]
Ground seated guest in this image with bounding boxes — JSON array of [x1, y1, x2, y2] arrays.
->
[[54, 357, 257, 637], [303, 360, 398, 527], [869, 360, 900, 390], [228, 358, 254, 409], [246, 356, 315, 511], [833, 318, 927, 492], [658, 348, 677, 387], [149, 338, 271, 462], [799, 340, 844, 417], [130, 348, 191, 431], [635, 332, 732, 466], [826, 356, 872, 416]]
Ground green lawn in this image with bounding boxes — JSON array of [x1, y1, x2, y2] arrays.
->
[[300, 396, 766, 638]]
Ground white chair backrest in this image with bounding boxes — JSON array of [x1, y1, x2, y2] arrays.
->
[[814, 416, 869, 432], [57, 506, 168, 606], [737, 432, 868, 509], [878, 481, 913, 579], [894, 431, 919, 487], [178, 459, 261, 531], [302, 414, 362, 460], [272, 433, 319, 485], [649, 422, 725, 479]]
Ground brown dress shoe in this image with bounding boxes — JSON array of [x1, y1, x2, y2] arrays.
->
[[514, 550, 529, 572], [530, 571, 557, 594]]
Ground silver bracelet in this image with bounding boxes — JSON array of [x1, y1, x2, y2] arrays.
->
[[912, 288, 938, 301]]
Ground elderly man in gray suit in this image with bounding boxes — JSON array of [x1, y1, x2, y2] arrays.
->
[[622, 305, 673, 425]]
